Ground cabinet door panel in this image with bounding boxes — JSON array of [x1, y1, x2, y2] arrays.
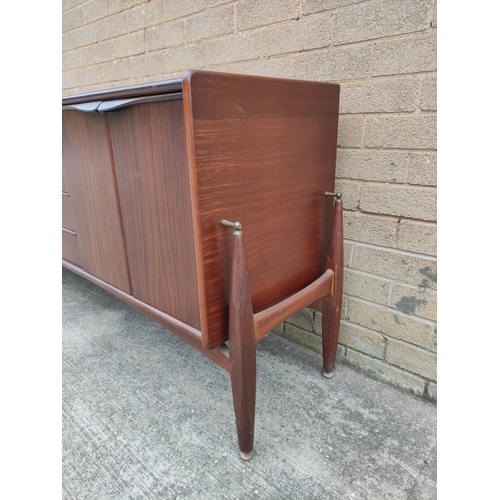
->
[[62, 111, 131, 294], [108, 99, 200, 329]]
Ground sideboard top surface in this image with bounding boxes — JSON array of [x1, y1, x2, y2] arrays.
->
[[62, 77, 183, 105]]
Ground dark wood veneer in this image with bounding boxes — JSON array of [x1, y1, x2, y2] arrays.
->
[[62, 111, 131, 294], [108, 99, 200, 329], [62, 70, 342, 460]]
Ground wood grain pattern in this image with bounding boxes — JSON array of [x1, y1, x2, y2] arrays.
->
[[322, 199, 344, 374], [62, 231, 81, 266], [228, 229, 256, 457], [184, 70, 340, 348], [108, 99, 200, 329], [62, 110, 131, 293], [62, 193, 78, 231]]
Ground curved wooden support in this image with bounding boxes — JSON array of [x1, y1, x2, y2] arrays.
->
[[254, 270, 334, 342], [322, 197, 344, 377], [227, 226, 257, 460]]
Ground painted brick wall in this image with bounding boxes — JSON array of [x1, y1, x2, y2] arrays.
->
[[62, 0, 437, 401]]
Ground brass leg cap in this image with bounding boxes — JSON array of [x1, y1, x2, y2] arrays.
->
[[240, 451, 253, 461], [322, 370, 334, 379]]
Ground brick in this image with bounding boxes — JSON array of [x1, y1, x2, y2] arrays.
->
[[339, 77, 419, 114], [372, 32, 437, 76], [62, 32, 74, 52], [262, 16, 330, 57], [353, 246, 437, 289], [294, 45, 371, 82], [336, 150, 407, 183], [421, 75, 437, 111], [238, 0, 299, 30], [272, 323, 284, 335], [73, 24, 98, 47], [108, 0, 143, 15], [360, 184, 436, 221], [431, 328, 437, 353], [397, 220, 437, 256], [344, 242, 353, 267], [344, 268, 391, 304], [277, 323, 346, 362], [431, 1, 437, 28], [339, 321, 385, 358], [337, 115, 363, 148], [127, 1, 163, 32], [427, 381, 437, 401], [81, 0, 108, 24], [207, 0, 233, 5], [185, 5, 234, 42], [345, 349, 426, 395], [333, 180, 360, 210], [285, 309, 314, 332], [62, 70, 79, 90], [165, 44, 205, 73], [62, 0, 70, 12], [97, 12, 127, 41], [207, 32, 260, 65], [333, 0, 430, 45], [391, 282, 437, 321], [303, 0, 363, 15], [146, 21, 184, 51], [87, 41, 114, 65], [163, 0, 206, 21], [69, 0, 86, 7], [64, 48, 87, 70], [386, 339, 436, 381], [281, 323, 322, 354], [348, 299, 433, 347], [407, 152, 437, 187], [78, 66, 102, 86], [365, 115, 437, 150], [101, 58, 130, 82], [63, 8, 82, 32], [130, 52, 165, 78], [344, 212, 397, 247], [114, 32, 145, 58], [216, 57, 294, 80]]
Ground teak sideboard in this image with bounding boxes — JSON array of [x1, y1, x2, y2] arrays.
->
[[62, 70, 343, 460]]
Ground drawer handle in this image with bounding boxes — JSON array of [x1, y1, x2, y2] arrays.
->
[[62, 228, 77, 236], [62, 192, 70, 197], [62, 101, 101, 112], [97, 92, 183, 112]]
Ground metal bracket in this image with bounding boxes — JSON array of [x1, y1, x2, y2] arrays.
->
[[221, 220, 242, 230], [325, 191, 342, 202]]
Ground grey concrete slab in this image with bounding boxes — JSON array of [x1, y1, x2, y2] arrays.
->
[[62, 268, 436, 500]]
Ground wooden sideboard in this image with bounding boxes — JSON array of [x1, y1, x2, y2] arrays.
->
[[62, 70, 343, 460]]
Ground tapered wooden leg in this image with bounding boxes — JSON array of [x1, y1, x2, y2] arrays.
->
[[227, 224, 256, 460], [322, 195, 343, 378]]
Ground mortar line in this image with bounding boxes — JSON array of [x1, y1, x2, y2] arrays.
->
[[343, 275, 437, 305], [345, 238, 437, 260], [338, 146, 437, 154]]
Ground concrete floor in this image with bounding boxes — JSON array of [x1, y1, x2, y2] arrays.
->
[[62, 268, 436, 500]]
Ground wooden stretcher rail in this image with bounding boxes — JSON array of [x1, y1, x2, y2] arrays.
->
[[253, 270, 334, 342]]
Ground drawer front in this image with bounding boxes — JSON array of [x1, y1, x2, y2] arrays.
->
[[62, 110, 131, 294], [62, 192, 77, 231], [62, 228, 81, 267]]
